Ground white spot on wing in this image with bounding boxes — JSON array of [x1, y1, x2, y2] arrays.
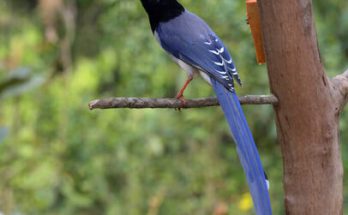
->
[[223, 56, 233, 64], [228, 68, 238, 75], [209, 49, 219, 55], [229, 67, 238, 75], [209, 47, 224, 56], [214, 60, 224, 66], [215, 69, 227, 74], [204, 41, 212, 45]]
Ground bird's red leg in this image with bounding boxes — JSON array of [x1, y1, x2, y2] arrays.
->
[[176, 76, 193, 99], [175, 76, 193, 109]]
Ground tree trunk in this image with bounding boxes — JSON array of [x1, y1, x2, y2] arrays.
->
[[258, 0, 344, 214]]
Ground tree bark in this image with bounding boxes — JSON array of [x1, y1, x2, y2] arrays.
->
[[258, 0, 344, 214]]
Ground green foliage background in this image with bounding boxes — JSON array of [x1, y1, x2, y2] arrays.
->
[[0, 0, 347, 214]]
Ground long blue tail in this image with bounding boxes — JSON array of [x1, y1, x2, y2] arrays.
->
[[211, 79, 272, 215]]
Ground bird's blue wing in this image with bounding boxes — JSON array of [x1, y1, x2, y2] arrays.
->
[[157, 33, 240, 90], [155, 11, 272, 215]]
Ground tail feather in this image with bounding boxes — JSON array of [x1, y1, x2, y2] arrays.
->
[[211, 79, 272, 215]]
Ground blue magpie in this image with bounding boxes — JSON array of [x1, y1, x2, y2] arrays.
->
[[140, 1, 272, 214]]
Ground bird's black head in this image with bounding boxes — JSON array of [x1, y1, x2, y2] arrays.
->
[[140, 0, 184, 31]]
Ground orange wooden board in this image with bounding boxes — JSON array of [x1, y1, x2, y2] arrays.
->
[[246, 0, 266, 64]]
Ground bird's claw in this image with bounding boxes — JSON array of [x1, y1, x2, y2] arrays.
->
[[175, 95, 187, 111]]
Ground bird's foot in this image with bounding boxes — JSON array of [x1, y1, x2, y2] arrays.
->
[[174, 76, 193, 111], [175, 94, 187, 111]]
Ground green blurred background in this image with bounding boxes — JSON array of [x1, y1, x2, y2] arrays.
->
[[0, 0, 347, 214]]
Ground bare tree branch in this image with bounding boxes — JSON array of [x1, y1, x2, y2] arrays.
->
[[88, 95, 278, 110], [331, 69, 348, 110]]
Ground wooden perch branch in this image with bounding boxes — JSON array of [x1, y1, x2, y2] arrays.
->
[[332, 69, 348, 110], [88, 95, 278, 110]]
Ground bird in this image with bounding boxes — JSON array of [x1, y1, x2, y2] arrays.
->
[[139, 0, 272, 214]]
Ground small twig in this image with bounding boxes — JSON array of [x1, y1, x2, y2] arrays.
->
[[331, 69, 348, 111], [88, 95, 278, 110]]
